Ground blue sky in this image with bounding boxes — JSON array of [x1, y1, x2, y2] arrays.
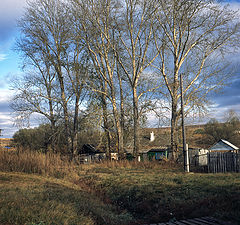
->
[[0, 0, 240, 138]]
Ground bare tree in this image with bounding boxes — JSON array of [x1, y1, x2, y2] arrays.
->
[[14, 0, 88, 156], [114, 0, 159, 156], [72, 0, 126, 155], [11, 50, 59, 149], [153, 0, 240, 159]]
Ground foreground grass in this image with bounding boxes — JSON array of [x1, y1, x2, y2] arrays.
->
[[0, 172, 133, 225], [79, 163, 240, 224], [0, 150, 239, 224]]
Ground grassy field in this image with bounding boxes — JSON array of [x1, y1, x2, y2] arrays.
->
[[0, 150, 240, 225], [79, 163, 240, 224], [0, 172, 133, 225]]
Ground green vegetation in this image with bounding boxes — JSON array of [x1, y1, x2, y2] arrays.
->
[[0, 150, 240, 224]]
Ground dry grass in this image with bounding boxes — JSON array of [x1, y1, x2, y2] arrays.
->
[[0, 172, 133, 225], [0, 149, 181, 179], [0, 149, 78, 180], [0, 150, 239, 224]]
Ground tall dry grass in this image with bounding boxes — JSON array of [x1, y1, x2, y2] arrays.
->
[[0, 149, 78, 179], [0, 149, 181, 180]]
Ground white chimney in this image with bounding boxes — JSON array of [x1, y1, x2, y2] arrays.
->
[[150, 131, 155, 142]]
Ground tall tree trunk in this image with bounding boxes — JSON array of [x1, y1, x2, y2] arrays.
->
[[101, 81, 111, 158], [72, 94, 80, 157], [117, 64, 125, 155], [112, 98, 124, 156], [49, 98, 56, 153], [55, 65, 71, 154], [171, 98, 178, 160], [102, 94, 111, 158], [46, 81, 56, 152], [133, 87, 140, 157]]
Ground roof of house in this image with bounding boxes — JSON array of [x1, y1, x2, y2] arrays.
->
[[78, 144, 103, 155], [209, 139, 239, 151], [147, 148, 169, 153]]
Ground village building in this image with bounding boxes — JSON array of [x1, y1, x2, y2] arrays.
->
[[77, 144, 106, 163], [209, 139, 239, 153]]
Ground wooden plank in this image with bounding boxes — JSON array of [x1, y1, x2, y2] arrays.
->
[[174, 221, 192, 225], [186, 219, 208, 225], [201, 217, 225, 224], [179, 220, 198, 225], [193, 218, 218, 225], [148, 217, 234, 225], [203, 216, 232, 225]]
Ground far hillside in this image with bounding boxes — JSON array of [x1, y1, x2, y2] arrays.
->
[[141, 121, 240, 150], [140, 125, 208, 150]]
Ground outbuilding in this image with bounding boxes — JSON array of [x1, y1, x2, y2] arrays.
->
[[77, 144, 106, 163], [209, 139, 239, 153]]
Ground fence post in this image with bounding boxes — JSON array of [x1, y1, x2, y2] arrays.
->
[[208, 152, 210, 173], [186, 144, 190, 173]]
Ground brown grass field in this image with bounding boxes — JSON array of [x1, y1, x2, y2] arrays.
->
[[0, 150, 239, 225]]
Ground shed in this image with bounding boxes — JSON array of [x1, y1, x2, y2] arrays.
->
[[77, 144, 106, 163], [147, 148, 169, 160], [78, 144, 99, 155], [209, 139, 239, 153]]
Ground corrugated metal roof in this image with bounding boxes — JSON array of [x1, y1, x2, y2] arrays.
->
[[209, 139, 239, 151], [221, 139, 239, 150]]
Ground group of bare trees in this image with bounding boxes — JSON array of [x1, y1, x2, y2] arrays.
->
[[12, 0, 240, 159]]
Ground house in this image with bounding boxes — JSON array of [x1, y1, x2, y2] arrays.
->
[[77, 144, 106, 163], [209, 139, 239, 153], [142, 147, 169, 161], [147, 148, 169, 160]]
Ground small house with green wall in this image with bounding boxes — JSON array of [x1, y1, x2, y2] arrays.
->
[[147, 148, 169, 160]]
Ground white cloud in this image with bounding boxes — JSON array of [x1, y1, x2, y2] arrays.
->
[[0, 54, 7, 61], [0, 0, 27, 19], [208, 103, 240, 121], [0, 112, 16, 138], [0, 89, 14, 103], [227, 2, 240, 11]]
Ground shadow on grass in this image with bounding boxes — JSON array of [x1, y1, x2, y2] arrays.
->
[[81, 172, 240, 224]]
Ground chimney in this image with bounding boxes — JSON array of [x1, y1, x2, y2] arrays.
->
[[150, 131, 155, 142]]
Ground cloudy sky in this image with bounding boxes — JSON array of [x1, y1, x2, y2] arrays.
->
[[0, 0, 240, 138]]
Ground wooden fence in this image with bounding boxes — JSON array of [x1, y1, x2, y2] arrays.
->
[[207, 152, 240, 173]]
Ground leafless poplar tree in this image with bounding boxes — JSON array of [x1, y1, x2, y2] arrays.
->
[[113, 0, 159, 156], [72, 0, 126, 155], [153, 0, 240, 159], [14, 0, 88, 156]]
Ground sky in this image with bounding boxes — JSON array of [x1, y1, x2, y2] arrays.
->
[[0, 0, 240, 138]]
